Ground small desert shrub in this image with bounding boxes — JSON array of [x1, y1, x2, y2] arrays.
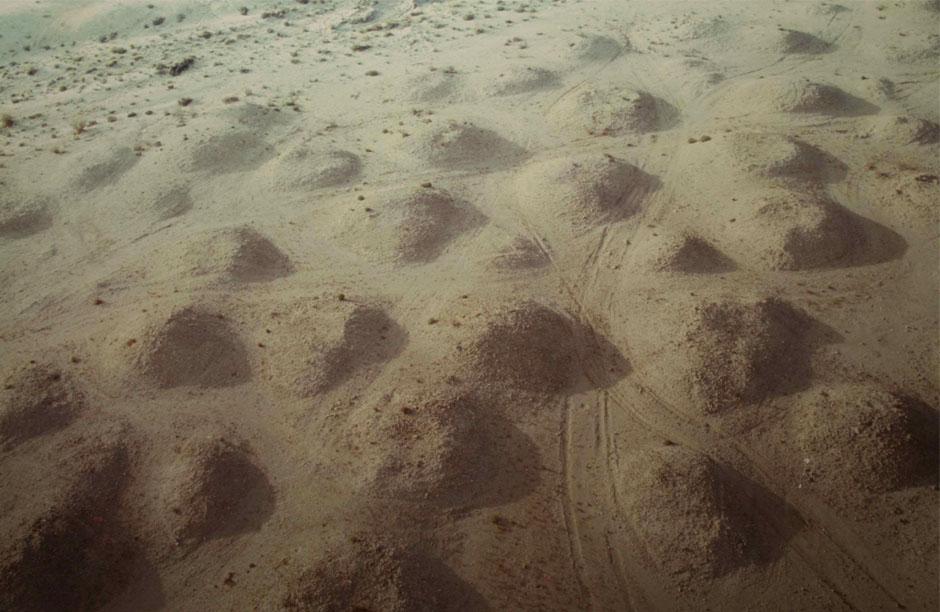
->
[[71, 116, 87, 135]]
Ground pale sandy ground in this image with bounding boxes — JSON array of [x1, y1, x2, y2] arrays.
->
[[0, 0, 938, 611]]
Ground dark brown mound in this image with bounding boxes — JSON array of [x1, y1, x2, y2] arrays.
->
[[0, 436, 143, 612], [779, 82, 869, 114], [881, 33, 940, 63], [336, 187, 484, 264], [734, 189, 905, 271], [0, 364, 85, 450], [758, 195, 863, 270], [404, 121, 527, 168], [482, 66, 560, 96], [639, 231, 737, 274], [0, 199, 52, 238], [899, 117, 939, 144], [727, 134, 844, 183], [547, 85, 679, 136], [274, 148, 361, 190], [281, 544, 491, 612], [685, 298, 820, 412], [662, 235, 736, 273], [466, 301, 579, 393], [151, 187, 193, 220], [217, 226, 294, 282], [140, 308, 250, 388], [777, 30, 832, 54], [404, 71, 465, 103], [871, 116, 940, 145], [490, 235, 551, 270], [797, 386, 938, 493], [618, 445, 795, 582], [187, 131, 274, 175], [226, 102, 293, 129], [161, 436, 275, 543], [730, 79, 879, 116], [515, 153, 658, 226], [177, 226, 293, 283], [74, 147, 138, 191], [378, 187, 470, 262], [569, 34, 624, 62], [350, 388, 539, 509], [310, 305, 407, 394]]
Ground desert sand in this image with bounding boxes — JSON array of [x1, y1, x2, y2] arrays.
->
[[0, 0, 938, 610]]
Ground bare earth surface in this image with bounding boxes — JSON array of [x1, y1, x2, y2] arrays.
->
[[0, 0, 938, 611]]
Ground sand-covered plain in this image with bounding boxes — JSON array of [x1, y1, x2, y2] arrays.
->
[[1, 0, 938, 611]]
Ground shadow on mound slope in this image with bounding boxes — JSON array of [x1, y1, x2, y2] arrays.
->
[[818, 205, 907, 268]]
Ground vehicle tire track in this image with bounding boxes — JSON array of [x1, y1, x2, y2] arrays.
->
[[558, 398, 592, 610]]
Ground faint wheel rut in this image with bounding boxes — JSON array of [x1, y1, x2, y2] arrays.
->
[[558, 399, 592, 609]]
